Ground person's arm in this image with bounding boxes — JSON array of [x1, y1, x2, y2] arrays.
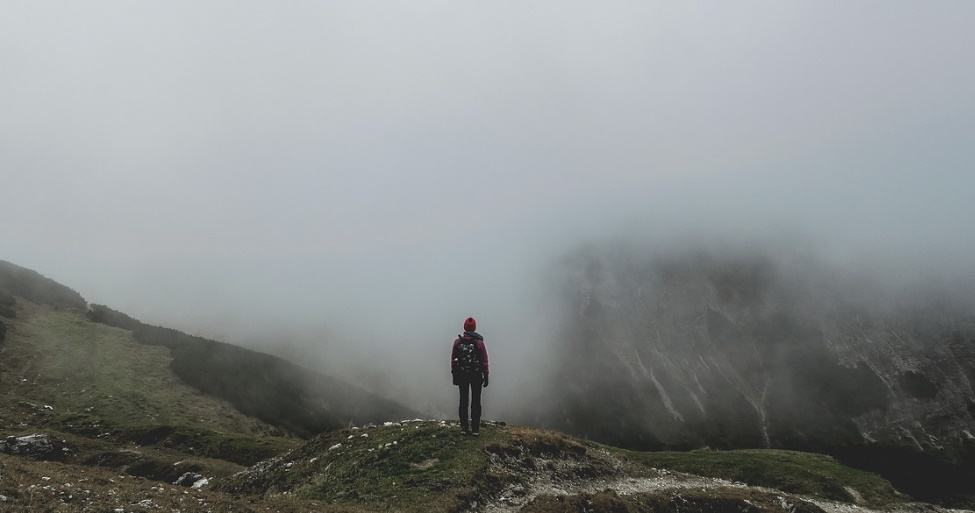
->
[[479, 341, 490, 387], [477, 340, 489, 375]]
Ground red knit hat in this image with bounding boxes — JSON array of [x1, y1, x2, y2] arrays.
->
[[464, 317, 476, 331]]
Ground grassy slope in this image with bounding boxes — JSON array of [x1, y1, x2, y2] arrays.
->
[[1, 301, 284, 437], [0, 452, 353, 513], [5, 302, 261, 431], [219, 420, 513, 512], [218, 421, 917, 513], [86, 303, 422, 436], [617, 448, 904, 506], [0, 417, 921, 513], [0, 301, 296, 465]]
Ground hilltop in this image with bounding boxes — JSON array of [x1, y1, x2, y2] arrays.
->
[[216, 419, 914, 513]]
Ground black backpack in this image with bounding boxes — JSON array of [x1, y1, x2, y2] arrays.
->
[[453, 334, 482, 373]]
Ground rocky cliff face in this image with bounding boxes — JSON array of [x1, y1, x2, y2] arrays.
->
[[534, 247, 975, 462]]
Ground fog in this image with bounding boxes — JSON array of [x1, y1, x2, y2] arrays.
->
[[3, 3, 975, 420]]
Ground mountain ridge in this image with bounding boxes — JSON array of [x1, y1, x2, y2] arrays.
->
[[85, 302, 420, 436], [2, 257, 974, 511], [530, 247, 975, 505], [2, 288, 926, 512], [1, 257, 419, 437]]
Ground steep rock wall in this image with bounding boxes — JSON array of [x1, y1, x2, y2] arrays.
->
[[537, 249, 975, 455]]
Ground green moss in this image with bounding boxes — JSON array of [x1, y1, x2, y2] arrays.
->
[[219, 421, 509, 513]]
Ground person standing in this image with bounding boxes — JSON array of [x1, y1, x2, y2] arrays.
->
[[451, 317, 489, 435]]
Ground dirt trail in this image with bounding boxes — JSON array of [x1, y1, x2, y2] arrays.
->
[[473, 445, 973, 513]]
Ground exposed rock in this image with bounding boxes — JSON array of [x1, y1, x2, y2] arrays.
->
[[529, 247, 975, 502], [537, 249, 975, 452], [174, 472, 208, 488], [1, 434, 54, 457]]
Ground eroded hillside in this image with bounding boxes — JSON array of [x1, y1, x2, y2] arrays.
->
[[529, 247, 975, 504]]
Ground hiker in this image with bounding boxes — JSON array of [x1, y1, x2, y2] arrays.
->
[[451, 316, 489, 435]]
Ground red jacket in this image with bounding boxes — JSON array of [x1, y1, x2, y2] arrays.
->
[[451, 331, 489, 375]]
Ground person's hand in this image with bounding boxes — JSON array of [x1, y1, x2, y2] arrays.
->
[[482, 374, 489, 388]]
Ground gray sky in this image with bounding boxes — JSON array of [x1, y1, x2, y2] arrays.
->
[[3, 2, 974, 415]]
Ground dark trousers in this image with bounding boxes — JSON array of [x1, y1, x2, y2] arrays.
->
[[456, 372, 483, 431]]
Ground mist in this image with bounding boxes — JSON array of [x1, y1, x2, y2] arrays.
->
[[3, 2, 975, 421]]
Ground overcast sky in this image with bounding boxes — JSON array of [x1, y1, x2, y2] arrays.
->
[[3, 2, 974, 414]]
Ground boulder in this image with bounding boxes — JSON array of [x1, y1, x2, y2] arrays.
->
[[0, 434, 54, 457], [174, 472, 209, 488]]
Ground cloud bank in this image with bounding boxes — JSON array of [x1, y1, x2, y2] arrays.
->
[[2, 2, 974, 417]]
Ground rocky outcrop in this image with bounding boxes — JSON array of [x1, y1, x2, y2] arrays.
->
[[174, 472, 209, 488], [530, 247, 975, 502], [1, 434, 55, 458]]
